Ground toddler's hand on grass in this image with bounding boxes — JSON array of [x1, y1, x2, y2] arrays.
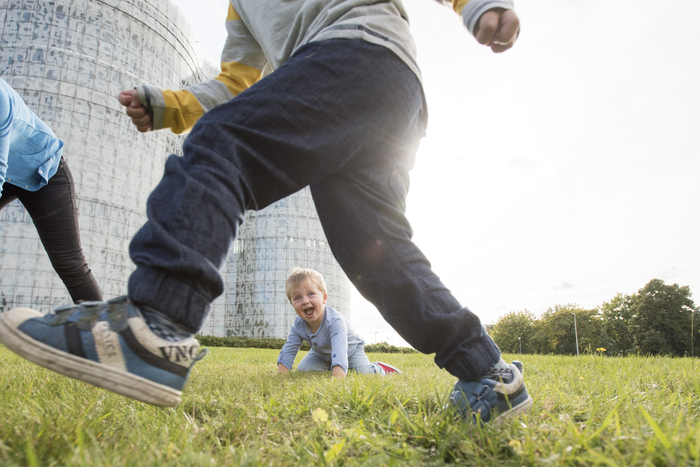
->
[[332, 366, 346, 379]]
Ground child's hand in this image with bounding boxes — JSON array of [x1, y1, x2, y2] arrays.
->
[[474, 8, 520, 53], [117, 89, 153, 133], [331, 366, 346, 379]]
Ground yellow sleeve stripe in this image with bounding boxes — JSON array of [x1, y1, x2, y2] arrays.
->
[[226, 4, 240, 21], [161, 90, 204, 135], [453, 0, 470, 14], [156, 61, 261, 134], [214, 61, 263, 96]]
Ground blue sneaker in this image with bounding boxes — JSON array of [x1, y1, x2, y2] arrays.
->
[[449, 360, 533, 424], [0, 296, 206, 407], [512, 360, 524, 374]]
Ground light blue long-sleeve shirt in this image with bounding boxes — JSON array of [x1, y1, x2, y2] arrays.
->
[[0, 78, 63, 196], [277, 305, 365, 374]]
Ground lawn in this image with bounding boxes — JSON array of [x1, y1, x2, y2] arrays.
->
[[1, 346, 699, 466]]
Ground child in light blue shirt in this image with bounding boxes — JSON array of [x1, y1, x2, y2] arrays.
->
[[277, 268, 400, 378], [0, 78, 102, 303]]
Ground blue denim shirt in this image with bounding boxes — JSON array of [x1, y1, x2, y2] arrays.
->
[[277, 305, 365, 373], [0, 78, 63, 196]]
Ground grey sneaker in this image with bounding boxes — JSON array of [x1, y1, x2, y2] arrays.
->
[[449, 360, 533, 424], [0, 296, 207, 407]]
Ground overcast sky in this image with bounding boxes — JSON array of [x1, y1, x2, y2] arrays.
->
[[172, 0, 700, 348]]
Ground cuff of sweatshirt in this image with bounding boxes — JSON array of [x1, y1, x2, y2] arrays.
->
[[135, 85, 166, 131], [458, 0, 515, 36]]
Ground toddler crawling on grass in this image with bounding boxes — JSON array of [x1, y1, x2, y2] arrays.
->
[[277, 268, 400, 378]]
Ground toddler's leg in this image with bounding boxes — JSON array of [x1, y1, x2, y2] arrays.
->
[[297, 350, 331, 372], [347, 346, 380, 375]]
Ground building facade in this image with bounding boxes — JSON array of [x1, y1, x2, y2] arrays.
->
[[0, 0, 350, 337]]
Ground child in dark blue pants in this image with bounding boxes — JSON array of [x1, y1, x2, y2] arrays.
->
[[0, 0, 531, 424]]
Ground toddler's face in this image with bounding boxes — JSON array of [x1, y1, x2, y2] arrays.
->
[[290, 279, 327, 328]]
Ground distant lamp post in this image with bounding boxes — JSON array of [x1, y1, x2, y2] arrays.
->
[[571, 313, 579, 357], [375, 332, 378, 344], [518, 337, 522, 354]]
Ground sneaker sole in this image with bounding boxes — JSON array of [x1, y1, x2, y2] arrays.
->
[[0, 309, 182, 407], [493, 395, 534, 424]]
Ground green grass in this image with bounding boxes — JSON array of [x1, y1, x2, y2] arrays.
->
[[1, 346, 700, 466]]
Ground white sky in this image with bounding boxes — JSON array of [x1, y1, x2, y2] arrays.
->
[[172, 0, 700, 348]]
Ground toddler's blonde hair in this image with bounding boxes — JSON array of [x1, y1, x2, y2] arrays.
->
[[285, 267, 327, 302]]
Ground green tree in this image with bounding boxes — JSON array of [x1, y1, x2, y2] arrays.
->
[[629, 279, 697, 356], [600, 293, 635, 355], [693, 308, 700, 358], [530, 304, 603, 355], [490, 310, 536, 354], [529, 317, 554, 354]]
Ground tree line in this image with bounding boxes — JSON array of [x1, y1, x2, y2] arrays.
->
[[490, 279, 699, 357]]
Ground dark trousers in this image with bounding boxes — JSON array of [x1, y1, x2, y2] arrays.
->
[[128, 39, 500, 381], [1, 158, 102, 303]]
